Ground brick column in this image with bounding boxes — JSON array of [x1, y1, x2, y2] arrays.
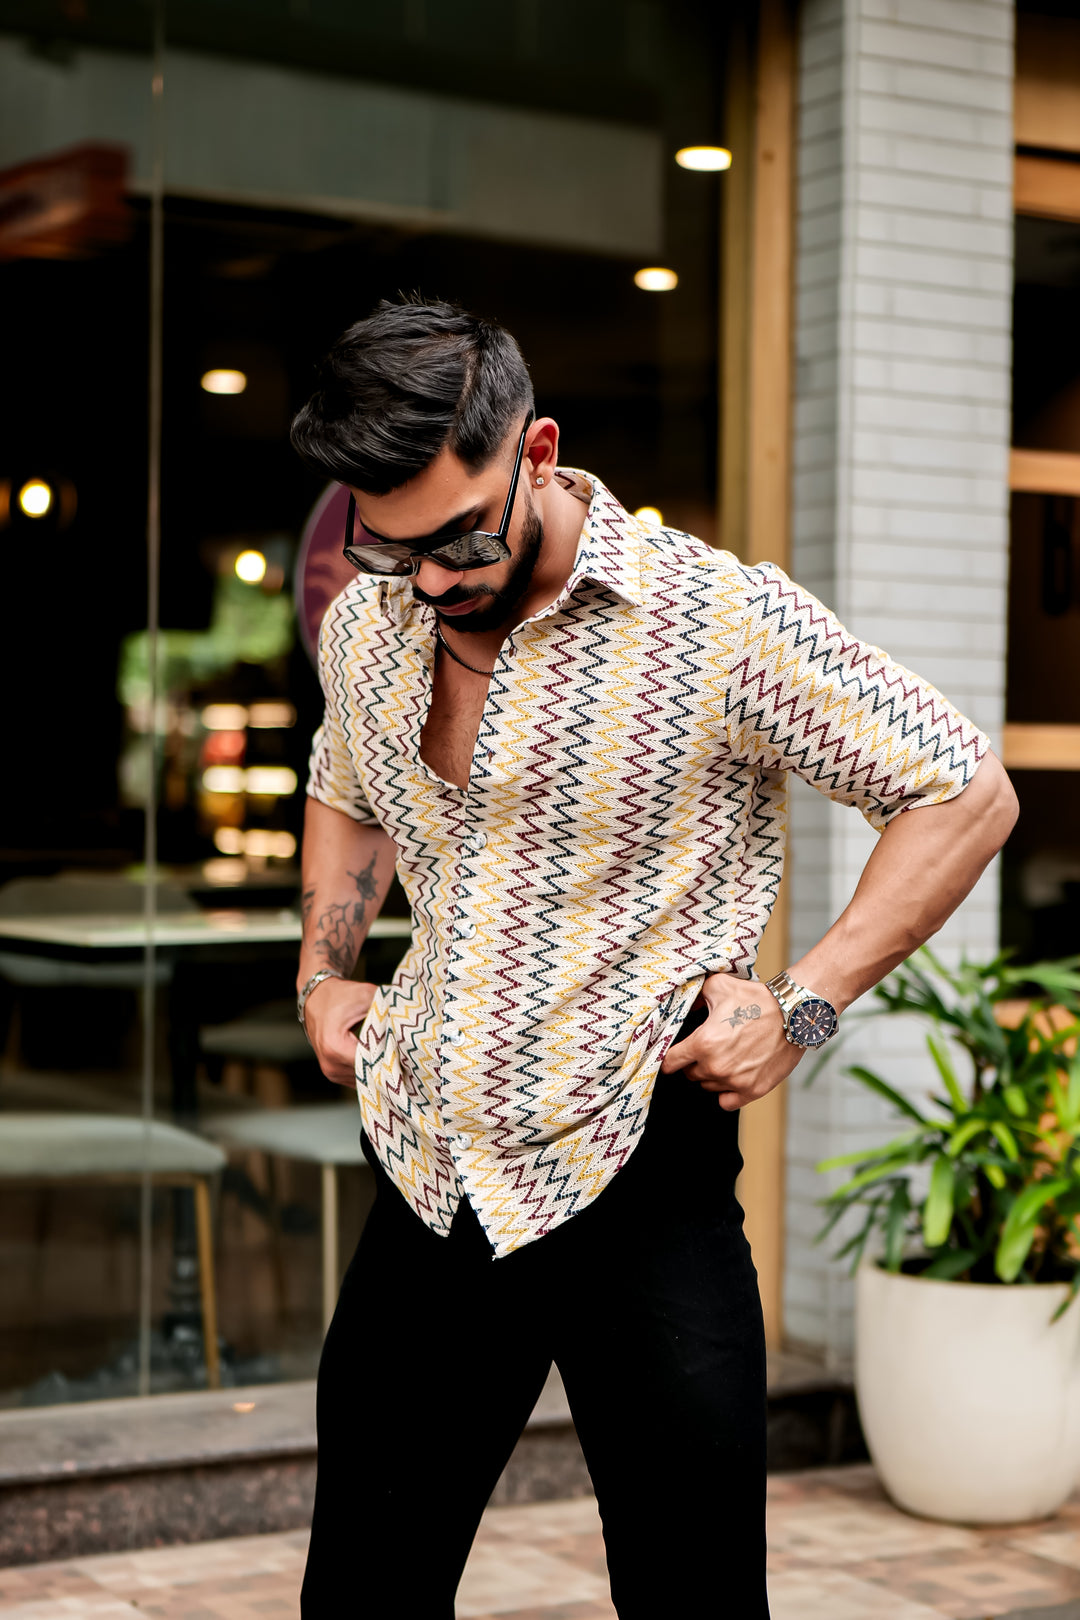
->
[[784, 0, 1014, 1358]]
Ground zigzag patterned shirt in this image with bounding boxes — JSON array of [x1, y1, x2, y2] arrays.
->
[[308, 469, 989, 1256]]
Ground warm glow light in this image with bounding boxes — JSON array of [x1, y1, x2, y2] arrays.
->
[[18, 479, 53, 518], [244, 766, 298, 797], [675, 145, 732, 172], [247, 701, 296, 729], [202, 766, 246, 795], [235, 549, 267, 584], [201, 857, 247, 883], [213, 826, 296, 858], [233, 1401, 257, 1413], [633, 267, 679, 292], [634, 506, 664, 527], [202, 704, 248, 731], [201, 368, 247, 395], [244, 828, 297, 859]]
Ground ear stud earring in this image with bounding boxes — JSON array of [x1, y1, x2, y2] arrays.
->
[[536, 477, 545, 486]]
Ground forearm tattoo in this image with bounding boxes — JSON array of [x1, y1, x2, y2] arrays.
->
[[723, 1003, 761, 1030], [309, 855, 379, 978]]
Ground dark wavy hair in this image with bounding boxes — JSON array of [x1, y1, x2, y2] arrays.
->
[[290, 295, 535, 495]]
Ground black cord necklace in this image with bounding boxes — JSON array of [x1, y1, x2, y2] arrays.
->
[[435, 622, 492, 677]]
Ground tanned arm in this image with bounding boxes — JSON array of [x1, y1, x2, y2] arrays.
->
[[662, 751, 1019, 1108], [298, 796, 397, 1087]]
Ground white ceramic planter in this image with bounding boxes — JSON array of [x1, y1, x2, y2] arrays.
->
[[855, 1261, 1080, 1523]]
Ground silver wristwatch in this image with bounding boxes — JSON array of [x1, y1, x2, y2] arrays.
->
[[764, 970, 839, 1050], [297, 968, 342, 1040]]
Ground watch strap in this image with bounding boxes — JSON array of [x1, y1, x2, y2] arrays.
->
[[764, 969, 802, 1022]]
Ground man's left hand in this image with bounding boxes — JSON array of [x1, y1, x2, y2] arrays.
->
[[660, 973, 803, 1110]]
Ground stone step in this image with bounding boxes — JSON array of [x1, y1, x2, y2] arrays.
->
[[0, 1354, 863, 1566]]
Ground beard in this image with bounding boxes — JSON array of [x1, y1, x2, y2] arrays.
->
[[413, 497, 544, 634]]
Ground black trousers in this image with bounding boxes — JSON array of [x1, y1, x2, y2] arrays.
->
[[302, 1020, 770, 1619]]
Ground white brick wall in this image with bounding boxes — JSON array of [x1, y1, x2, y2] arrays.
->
[[784, 0, 1014, 1359]]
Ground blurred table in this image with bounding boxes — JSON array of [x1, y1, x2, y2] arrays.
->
[[0, 910, 410, 950], [0, 906, 411, 1118]]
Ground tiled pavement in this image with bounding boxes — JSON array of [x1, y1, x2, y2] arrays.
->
[[5, 1465, 1080, 1619]]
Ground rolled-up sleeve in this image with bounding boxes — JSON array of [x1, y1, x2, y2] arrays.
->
[[722, 563, 990, 831], [305, 600, 380, 826]]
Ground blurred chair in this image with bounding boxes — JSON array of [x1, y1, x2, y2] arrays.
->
[[204, 1103, 371, 1333], [0, 1112, 225, 1388], [199, 997, 312, 1077], [197, 998, 318, 1308]]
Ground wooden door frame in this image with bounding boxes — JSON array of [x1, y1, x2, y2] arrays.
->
[[719, 0, 798, 1352]]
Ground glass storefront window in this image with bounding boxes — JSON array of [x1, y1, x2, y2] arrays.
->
[[0, 0, 728, 1408]]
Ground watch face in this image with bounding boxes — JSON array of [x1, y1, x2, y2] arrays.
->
[[788, 997, 838, 1048]]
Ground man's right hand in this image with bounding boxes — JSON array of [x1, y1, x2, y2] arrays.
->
[[303, 976, 379, 1087]]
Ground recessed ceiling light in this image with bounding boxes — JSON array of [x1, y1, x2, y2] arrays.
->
[[675, 146, 732, 172], [634, 268, 679, 292], [201, 369, 248, 395], [17, 479, 53, 517], [235, 549, 267, 583]]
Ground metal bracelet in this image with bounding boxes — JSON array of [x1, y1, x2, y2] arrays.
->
[[296, 968, 343, 1040]]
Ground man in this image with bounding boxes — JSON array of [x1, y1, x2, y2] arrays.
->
[[290, 297, 1017, 1618]]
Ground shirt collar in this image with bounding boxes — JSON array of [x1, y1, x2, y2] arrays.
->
[[560, 468, 646, 608], [378, 466, 648, 624]]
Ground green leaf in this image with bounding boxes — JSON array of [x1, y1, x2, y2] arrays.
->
[[989, 1120, 1020, 1162], [1051, 1270, 1080, 1322], [1005, 959, 1080, 1001], [945, 1119, 987, 1158], [825, 1202, 883, 1273], [996, 1177, 1071, 1282], [927, 1031, 966, 1114], [923, 1156, 956, 1248], [814, 1196, 857, 1245], [883, 1182, 910, 1273], [816, 1129, 925, 1172], [1003, 1084, 1028, 1118], [922, 1247, 977, 1280], [1050, 1073, 1069, 1126], [1052, 1186, 1080, 1218], [828, 1158, 920, 1198], [841, 1210, 881, 1276], [843, 1066, 928, 1124], [984, 1163, 1007, 1190], [1067, 1058, 1080, 1131]]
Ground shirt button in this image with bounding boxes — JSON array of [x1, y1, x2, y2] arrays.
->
[[466, 832, 487, 854], [444, 1025, 462, 1046], [456, 919, 476, 941]]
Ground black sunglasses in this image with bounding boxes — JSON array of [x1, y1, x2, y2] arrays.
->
[[342, 412, 535, 576]]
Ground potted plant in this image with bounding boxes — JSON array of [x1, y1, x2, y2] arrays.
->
[[816, 947, 1080, 1523]]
